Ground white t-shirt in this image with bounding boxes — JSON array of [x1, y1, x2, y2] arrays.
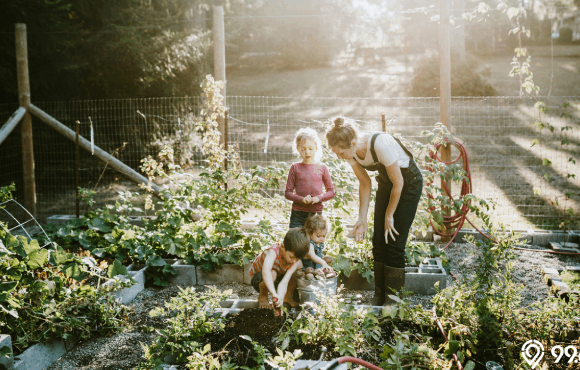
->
[[354, 133, 411, 169]]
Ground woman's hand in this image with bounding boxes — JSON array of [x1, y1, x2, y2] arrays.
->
[[384, 214, 399, 244], [312, 196, 320, 204], [302, 195, 312, 204], [348, 218, 368, 242]]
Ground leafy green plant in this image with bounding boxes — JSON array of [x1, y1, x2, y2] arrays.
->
[[0, 226, 128, 354], [265, 348, 302, 370], [141, 286, 232, 365], [379, 329, 447, 369], [276, 290, 381, 357]]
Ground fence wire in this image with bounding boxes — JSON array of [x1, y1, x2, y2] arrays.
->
[[0, 96, 578, 230]]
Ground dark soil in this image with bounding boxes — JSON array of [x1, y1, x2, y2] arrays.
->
[[197, 307, 443, 368]]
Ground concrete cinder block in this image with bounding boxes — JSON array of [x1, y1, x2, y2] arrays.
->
[[196, 264, 244, 285], [544, 274, 561, 286], [551, 231, 579, 244], [108, 264, 146, 304], [550, 242, 580, 253], [168, 260, 197, 286], [457, 229, 486, 242], [0, 334, 13, 370], [551, 281, 569, 294], [405, 258, 447, 295], [532, 230, 553, 247], [13, 339, 67, 370], [562, 242, 580, 250], [565, 266, 580, 272], [542, 267, 560, 275]]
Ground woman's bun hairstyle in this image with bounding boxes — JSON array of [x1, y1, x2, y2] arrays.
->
[[333, 117, 345, 128], [326, 116, 358, 149]]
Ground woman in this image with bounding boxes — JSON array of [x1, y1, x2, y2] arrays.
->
[[326, 117, 423, 305]]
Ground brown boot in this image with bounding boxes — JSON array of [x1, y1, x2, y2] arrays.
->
[[370, 262, 385, 306], [384, 266, 406, 305]]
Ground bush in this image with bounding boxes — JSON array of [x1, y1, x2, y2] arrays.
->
[[558, 27, 573, 44], [408, 55, 497, 97]]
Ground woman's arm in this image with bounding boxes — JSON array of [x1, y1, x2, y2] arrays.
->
[[383, 162, 404, 242], [349, 160, 372, 242]]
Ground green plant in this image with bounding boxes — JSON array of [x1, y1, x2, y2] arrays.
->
[[559, 270, 580, 290], [265, 348, 302, 370], [405, 241, 447, 267], [141, 286, 232, 365], [379, 329, 446, 370], [276, 290, 381, 357]]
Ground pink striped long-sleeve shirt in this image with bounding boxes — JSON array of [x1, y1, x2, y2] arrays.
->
[[285, 162, 335, 212]]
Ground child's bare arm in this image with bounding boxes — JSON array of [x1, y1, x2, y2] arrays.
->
[[261, 250, 280, 301], [305, 244, 330, 270], [309, 252, 330, 270], [277, 260, 302, 303]]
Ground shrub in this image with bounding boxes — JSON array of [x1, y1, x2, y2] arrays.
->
[[408, 55, 497, 97], [558, 27, 573, 44]]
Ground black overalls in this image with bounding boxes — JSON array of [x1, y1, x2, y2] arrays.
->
[[357, 133, 423, 269]]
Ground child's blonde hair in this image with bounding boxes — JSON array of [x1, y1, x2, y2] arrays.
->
[[293, 127, 323, 162], [304, 214, 328, 236]]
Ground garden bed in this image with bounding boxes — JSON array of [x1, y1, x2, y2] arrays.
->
[[40, 240, 580, 370]]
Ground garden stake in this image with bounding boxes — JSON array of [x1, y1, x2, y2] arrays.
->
[[75, 120, 80, 218]]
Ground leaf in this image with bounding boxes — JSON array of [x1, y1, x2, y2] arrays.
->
[[0, 282, 18, 293], [464, 361, 476, 370], [63, 262, 84, 281], [107, 258, 129, 278], [444, 340, 460, 356], [26, 248, 49, 270], [0, 345, 11, 358]]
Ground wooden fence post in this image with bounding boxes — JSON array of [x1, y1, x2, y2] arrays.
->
[[440, 0, 452, 240], [213, 6, 227, 145], [16, 23, 36, 217]]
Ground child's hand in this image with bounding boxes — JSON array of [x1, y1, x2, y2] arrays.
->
[[312, 196, 320, 204], [321, 261, 330, 271], [302, 195, 312, 204], [272, 293, 282, 307]]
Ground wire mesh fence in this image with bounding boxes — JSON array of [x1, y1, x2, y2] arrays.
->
[[0, 96, 578, 230]]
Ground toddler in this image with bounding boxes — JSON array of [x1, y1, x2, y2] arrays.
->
[[248, 227, 310, 309], [285, 127, 335, 228], [302, 213, 332, 270]]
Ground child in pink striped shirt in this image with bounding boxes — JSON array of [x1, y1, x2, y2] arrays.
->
[[285, 127, 335, 229]]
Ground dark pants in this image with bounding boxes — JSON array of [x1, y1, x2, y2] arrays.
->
[[289, 209, 320, 229], [372, 165, 423, 268], [251, 270, 283, 292]]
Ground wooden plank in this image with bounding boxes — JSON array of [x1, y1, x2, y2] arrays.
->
[[0, 107, 26, 145], [27, 104, 164, 198], [16, 23, 36, 217], [213, 5, 226, 145]]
